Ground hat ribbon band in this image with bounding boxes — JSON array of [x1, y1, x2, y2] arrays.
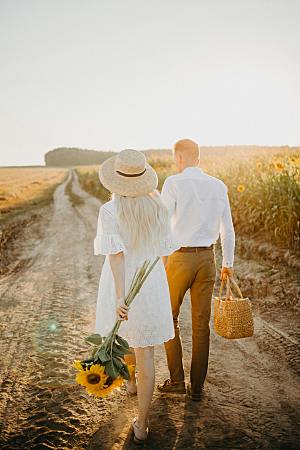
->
[[116, 168, 146, 178]]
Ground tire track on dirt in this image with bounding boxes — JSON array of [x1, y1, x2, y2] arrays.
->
[[0, 169, 113, 449], [257, 319, 300, 374]]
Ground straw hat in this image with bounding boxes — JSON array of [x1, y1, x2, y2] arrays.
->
[[98, 149, 158, 197]]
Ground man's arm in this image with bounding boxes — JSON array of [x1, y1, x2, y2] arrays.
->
[[220, 189, 235, 280]]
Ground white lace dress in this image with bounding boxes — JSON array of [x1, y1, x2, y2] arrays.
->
[[94, 199, 179, 348]]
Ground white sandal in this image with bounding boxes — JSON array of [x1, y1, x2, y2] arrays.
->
[[132, 417, 149, 444]]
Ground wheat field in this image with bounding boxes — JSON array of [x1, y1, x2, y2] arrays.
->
[[0, 167, 68, 220]]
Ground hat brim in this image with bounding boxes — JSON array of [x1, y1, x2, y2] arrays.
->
[[98, 155, 158, 197]]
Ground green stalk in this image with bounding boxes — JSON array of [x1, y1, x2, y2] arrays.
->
[[93, 257, 160, 360]]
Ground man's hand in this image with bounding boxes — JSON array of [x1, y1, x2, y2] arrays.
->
[[116, 297, 129, 321], [221, 266, 234, 280]]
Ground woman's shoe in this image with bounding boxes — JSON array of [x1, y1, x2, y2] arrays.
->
[[125, 381, 137, 396], [131, 417, 149, 445]]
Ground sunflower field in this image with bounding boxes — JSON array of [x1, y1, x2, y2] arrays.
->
[[75, 151, 300, 251], [213, 154, 300, 250]]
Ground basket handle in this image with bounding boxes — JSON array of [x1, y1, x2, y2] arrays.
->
[[229, 277, 244, 298], [219, 277, 233, 299], [219, 277, 243, 300]]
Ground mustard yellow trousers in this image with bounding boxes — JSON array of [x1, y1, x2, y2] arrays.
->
[[164, 247, 216, 394]]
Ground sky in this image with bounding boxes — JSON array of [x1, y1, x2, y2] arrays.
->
[[0, 0, 299, 166]]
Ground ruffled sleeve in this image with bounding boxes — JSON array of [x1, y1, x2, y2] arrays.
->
[[94, 204, 127, 256]]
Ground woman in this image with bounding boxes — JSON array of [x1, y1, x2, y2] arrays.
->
[[94, 149, 178, 444]]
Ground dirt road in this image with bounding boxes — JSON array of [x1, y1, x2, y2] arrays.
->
[[0, 169, 299, 449]]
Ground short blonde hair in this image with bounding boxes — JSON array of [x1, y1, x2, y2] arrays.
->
[[173, 139, 200, 160]]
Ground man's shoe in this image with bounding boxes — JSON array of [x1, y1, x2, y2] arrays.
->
[[187, 383, 204, 401], [157, 378, 186, 394]]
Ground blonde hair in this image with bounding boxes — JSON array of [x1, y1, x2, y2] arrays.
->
[[113, 191, 169, 251]]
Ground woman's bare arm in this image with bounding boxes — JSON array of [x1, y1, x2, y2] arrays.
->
[[109, 252, 128, 320], [109, 252, 125, 298]]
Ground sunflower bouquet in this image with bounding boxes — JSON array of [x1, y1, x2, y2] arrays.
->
[[73, 257, 159, 397]]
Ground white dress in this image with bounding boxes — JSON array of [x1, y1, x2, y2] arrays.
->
[[94, 198, 179, 348]]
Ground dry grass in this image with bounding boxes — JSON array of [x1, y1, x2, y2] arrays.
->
[[0, 167, 68, 222], [75, 165, 111, 202]]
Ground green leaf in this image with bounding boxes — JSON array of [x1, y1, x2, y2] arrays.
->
[[119, 364, 130, 381], [116, 335, 130, 349], [112, 342, 132, 357], [82, 357, 95, 364], [96, 346, 111, 362], [123, 347, 133, 355], [85, 333, 103, 346], [112, 356, 124, 370], [112, 343, 126, 358], [91, 347, 98, 358], [105, 359, 120, 379]]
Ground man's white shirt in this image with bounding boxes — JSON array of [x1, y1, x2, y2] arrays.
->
[[161, 166, 235, 267]]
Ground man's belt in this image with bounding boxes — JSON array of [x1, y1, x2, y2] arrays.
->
[[177, 245, 214, 253]]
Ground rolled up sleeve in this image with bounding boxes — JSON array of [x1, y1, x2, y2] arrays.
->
[[220, 190, 235, 267]]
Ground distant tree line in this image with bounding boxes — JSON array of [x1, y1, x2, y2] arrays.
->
[[44, 148, 115, 166], [44, 146, 299, 167], [44, 147, 172, 166]]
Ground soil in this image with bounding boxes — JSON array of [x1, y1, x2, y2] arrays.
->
[[0, 169, 299, 450]]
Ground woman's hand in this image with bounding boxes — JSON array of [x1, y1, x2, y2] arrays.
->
[[116, 297, 129, 321]]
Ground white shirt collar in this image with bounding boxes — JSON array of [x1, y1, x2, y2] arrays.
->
[[182, 166, 203, 175]]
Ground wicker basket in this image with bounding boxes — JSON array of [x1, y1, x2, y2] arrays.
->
[[214, 277, 254, 339]]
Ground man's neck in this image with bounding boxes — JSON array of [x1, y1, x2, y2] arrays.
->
[[181, 164, 199, 172]]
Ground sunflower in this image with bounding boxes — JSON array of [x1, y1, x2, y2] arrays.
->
[[75, 364, 108, 396], [128, 364, 136, 378], [289, 156, 300, 167], [73, 360, 84, 371], [84, 375, 125, 398], [274, 162, 284, 171], [237, 184, 245, 193], [256, 161, 263, 170]]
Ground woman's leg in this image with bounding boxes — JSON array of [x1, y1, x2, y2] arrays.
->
[[134, 346, 155, 431], [124, 348, 137, 391]]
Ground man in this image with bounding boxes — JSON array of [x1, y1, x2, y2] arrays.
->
[[157, 138, 235, 401]]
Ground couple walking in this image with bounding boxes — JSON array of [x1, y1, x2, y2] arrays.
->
[[94, 139, 235, 444]]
